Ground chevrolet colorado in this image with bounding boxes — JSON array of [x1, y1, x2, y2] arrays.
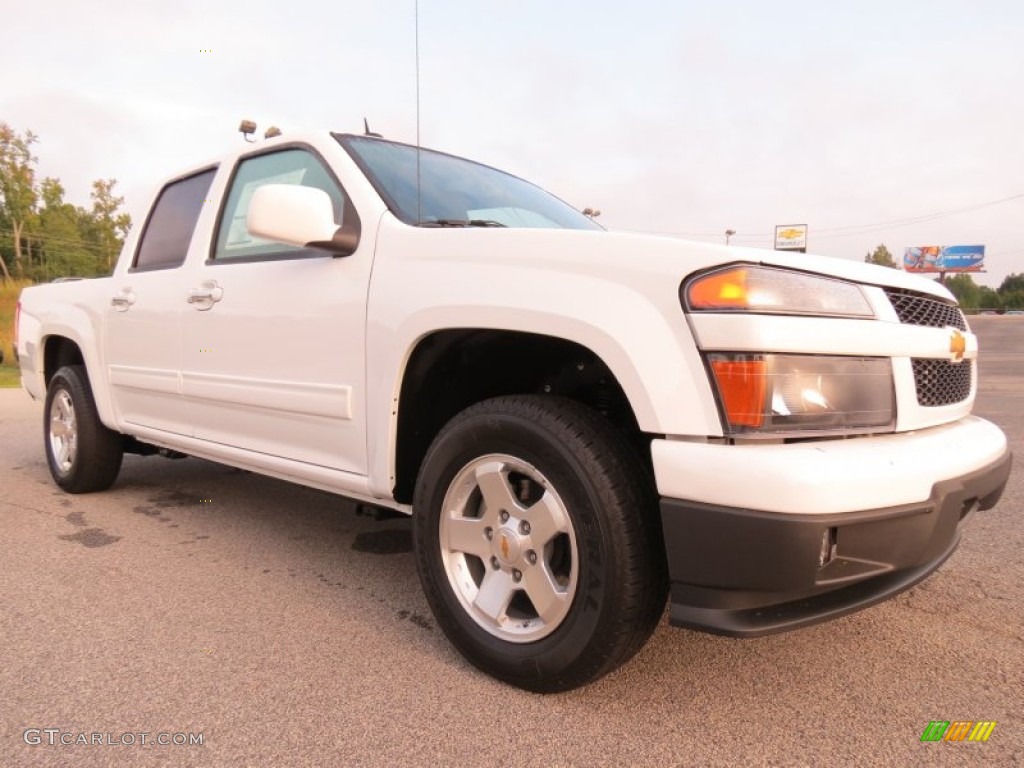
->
[[15, 130, 1011, 691]]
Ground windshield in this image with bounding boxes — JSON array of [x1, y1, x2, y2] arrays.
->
[[336, 135, 602, 231]]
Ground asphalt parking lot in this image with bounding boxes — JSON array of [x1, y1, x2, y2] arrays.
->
[[1, 316, 1021, 767]]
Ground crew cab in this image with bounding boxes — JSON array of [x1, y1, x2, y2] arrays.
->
[[15, 129, 1011, 692]]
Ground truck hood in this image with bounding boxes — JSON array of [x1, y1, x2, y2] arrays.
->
[[401, 223, 956, 302], [596, 230, 955, 300]]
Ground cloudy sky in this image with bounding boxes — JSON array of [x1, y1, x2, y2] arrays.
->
[[3, 0, 1022, 286]]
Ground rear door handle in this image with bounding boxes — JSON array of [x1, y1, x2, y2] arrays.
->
[[110, 288, 136, 311], [187, 281, 224, 309]]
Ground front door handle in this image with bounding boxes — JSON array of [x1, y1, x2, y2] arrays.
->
[[110, 288, 136, 311], [187, 280, 224, 310]]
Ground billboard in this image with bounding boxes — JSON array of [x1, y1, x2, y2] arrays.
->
[[774, 224, 807, 252], [903, 245, 985, 273]]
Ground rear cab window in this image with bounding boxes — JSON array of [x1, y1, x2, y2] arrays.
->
[[132, 169, 216, 271]]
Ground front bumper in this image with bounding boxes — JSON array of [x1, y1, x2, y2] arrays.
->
[[659, 445, 1011, 637]]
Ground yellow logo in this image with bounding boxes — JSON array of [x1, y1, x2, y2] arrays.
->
[[950, 329, 966, 362], [778, 228, 804, 240], [499, 534, 510, 560]]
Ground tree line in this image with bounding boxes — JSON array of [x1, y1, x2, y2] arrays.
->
[[944, 272, 1024, 312], [865, 244, 1022, 310], [0, 122, 131, 284]]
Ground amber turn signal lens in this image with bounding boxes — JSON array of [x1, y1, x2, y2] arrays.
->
[[687, 267, 750, 310], [685, 266, 874, 317], [707, 353, 894, 435], [709, 357, 766, 428]]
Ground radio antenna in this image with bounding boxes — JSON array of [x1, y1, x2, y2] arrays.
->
[[415, 0, 422, 223], [363, 118, 382, 138]]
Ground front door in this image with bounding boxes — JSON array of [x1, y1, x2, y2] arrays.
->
[[180, 147, 370, 474]]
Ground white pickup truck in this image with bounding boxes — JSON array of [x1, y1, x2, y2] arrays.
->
[[15, 130, 1011, 692]]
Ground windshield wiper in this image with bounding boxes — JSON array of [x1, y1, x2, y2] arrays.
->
[[415, 219, 507, 228]]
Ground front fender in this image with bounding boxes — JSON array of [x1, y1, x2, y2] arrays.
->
[[364, 219, 724, 498]]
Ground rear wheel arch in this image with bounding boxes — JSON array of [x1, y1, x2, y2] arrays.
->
[[43, 335, 86, 387], [41, 334, 119, 429]]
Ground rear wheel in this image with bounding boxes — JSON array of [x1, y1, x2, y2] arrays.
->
[[413, 395, 666, 692], [44, 365, 123, 493]]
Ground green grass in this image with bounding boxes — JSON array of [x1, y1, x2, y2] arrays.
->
[[0, 365, 21, 388]]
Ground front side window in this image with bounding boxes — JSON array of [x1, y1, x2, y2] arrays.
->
[[213, 148, 348, 261], [133, 169, 216, 271], [337, 135, 602, 231]]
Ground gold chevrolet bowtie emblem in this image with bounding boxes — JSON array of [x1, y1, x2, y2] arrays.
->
[[950, 329, 966, 362], [499, 534, 510, 560]]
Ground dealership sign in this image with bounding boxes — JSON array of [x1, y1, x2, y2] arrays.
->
[[774, 224, 807, 252], [903, 245, 985, 273]]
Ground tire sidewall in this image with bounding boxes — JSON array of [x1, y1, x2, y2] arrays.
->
[[415, 407, 622, 685]]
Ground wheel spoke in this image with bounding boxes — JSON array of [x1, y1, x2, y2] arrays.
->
[[48, 390, 78, 471], [475, 462, 522, 517], [473, 569, 515, 623], [443, 515, 492, 558], [523, 490, 569, 548], [439, 451, 580, 644], [522, 564, 568, 624]]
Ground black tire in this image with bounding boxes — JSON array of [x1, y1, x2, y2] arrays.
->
[[413, 395, 667, 693], [44, 365, 123, 493]]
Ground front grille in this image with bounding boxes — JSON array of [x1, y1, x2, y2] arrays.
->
[[886, 289, 966, 331], [912, 359, 973, 406]]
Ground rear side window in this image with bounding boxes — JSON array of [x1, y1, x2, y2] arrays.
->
[[132, 169, 216, 271]]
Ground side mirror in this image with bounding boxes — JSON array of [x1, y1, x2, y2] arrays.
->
[[247, 184, 359, 256]]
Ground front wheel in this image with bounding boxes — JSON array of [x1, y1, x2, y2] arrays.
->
[[413, 395, 666, 692], [44, 365, 124, 493]]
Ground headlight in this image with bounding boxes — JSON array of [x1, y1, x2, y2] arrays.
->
[[684, 265, 874, 318], [707, 353, 894, 436]]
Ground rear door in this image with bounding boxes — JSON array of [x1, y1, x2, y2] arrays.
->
[[180, 145, 370, 474], [104, 168, 216, 436]]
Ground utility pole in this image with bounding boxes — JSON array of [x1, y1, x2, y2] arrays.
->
[[725, 229, 736, 245]]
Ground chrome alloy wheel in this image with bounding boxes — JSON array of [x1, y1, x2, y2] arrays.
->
[[439, 454, 578, 643], [49, 389, 78, 474]]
